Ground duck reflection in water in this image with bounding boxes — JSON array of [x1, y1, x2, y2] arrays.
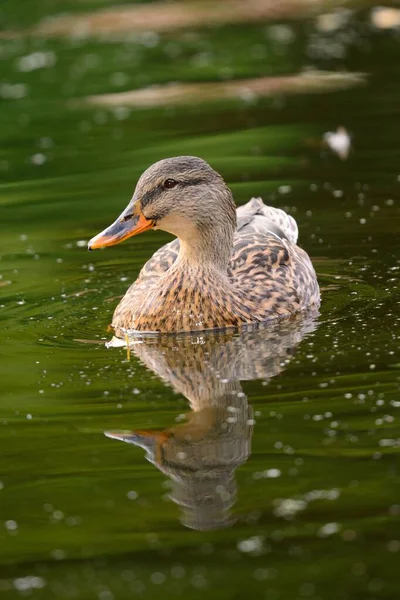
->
[[105, 316, 318, 531]]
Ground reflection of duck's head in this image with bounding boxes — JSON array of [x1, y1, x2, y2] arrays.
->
[[88, 156, 236, 265], [106, 395, 253, 531], [105, 316, 319, 530]]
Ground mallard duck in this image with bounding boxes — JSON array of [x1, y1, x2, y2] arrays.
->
[[88, 156, 320, 334]]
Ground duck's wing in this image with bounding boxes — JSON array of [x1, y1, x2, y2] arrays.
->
[[236, 197, 298, 243], [229, 199, 319, 312]]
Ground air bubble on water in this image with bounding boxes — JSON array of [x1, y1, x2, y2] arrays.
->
[[273, 499, 306, 518], [342, 529, 357, 541], [264, 468, 281, 478], [66, 516, 81, 527], [52, 510, 64, 521], [388, 540, 400, 553], [238, 88, 257, 105], [51, 548, 66, 560], [110, 72, 128, 87], [379, 438, 400, 447], [140, 31, 159, 48], [39, 137, 53, 149], [13, 576, 46, 591], [304, 489, 340, 501], [113, 106, 131, 121], [278, 185, 291, 195], [0, 83, 28, 99], [191, 574, 207, 589], [312, 414, 324, 421], [98, 590, 114, 600], [31, 153, 47, 166], [171, 565, 185, 579], [253, 568, 269, 581], [5, 520, 18, 531], [267, 24, 295, 44], [17, 51, 56, 72], [317, 522, 340, 537], [237, 535, 264, 554]]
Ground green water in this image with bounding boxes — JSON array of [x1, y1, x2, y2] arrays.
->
[[1, 4, 400, 599]]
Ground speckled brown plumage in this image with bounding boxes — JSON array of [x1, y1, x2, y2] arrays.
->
[[88, 157, 320, 334]]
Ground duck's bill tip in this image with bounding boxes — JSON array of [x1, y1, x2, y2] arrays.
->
[[87, 236, 108, 251], [87, 211, 154, 251], [87, 233, 114, 251]]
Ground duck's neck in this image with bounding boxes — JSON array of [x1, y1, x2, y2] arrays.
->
[[155, 181, 237, 272], [176, 221, 235, 272]]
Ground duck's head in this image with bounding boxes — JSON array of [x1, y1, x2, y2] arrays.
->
[[88, 156, 236, 264]]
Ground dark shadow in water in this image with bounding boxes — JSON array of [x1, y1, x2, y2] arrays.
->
[[105, 316, 318, 530]]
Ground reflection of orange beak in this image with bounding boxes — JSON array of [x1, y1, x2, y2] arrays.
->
[[88, 202, 154, 250], [104, 429, 172, 464]]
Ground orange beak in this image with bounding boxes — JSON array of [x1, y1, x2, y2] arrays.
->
[[87, 201, 154, 250]]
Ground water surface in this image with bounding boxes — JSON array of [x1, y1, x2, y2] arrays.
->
[[1, 4, 399, 599]]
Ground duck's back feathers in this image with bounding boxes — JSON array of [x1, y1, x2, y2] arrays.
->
[[236, 197, 298, 243]]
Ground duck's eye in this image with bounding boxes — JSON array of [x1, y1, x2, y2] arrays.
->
[[163, 179, 178, 189]]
